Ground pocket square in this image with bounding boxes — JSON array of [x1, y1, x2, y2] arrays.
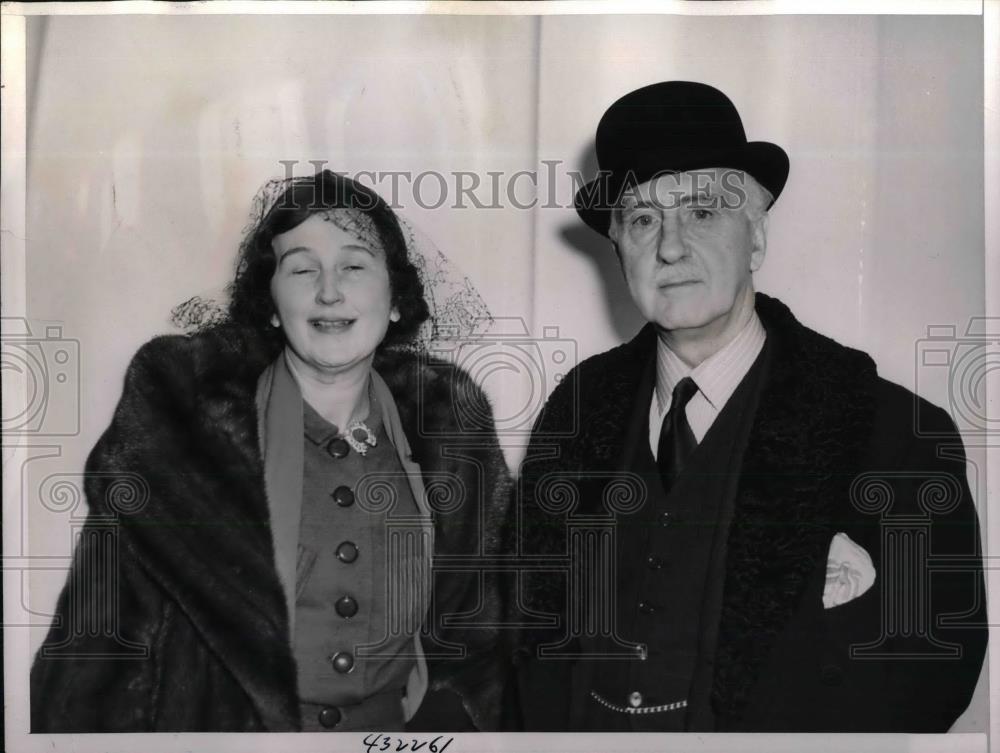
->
[[823, 532, 875, 609]]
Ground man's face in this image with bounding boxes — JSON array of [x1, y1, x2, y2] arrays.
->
[[612, 169, 768, 342]]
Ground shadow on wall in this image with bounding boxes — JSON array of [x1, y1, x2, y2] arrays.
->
[[559, 142, 647, 344]]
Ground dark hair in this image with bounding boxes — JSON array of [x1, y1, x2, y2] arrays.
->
[[228, 170, 429, 353]]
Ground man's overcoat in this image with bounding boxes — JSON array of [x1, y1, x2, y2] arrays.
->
[[513, 293, 986, 732]]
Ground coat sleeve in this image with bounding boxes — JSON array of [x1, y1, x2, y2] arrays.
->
[[29, 337, 195, 732], [30, 509, 164, 732], [506, 366, 584, 731], [876, 397, 988, 731]]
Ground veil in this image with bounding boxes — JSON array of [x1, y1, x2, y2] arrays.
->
[[169, 176, 493, 353]]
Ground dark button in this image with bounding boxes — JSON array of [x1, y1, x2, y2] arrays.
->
[[331, 485, 355, 507], [633, 643, 648, 660], [820, 664, 843, 686], [659, 511, 673, 527], [317, 706, 342, 728], [327, 438, 350, 459], [330, 651, 355, 674], [336, 541, 359, 563], [638, 600, 656, 615], [335, 595, 359, 618], [646, 555, 665, 569]]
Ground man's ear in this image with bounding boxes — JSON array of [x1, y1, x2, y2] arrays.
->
[[749, 213, 768, 272]]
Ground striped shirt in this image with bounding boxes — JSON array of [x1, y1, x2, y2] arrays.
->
[[648, 313, 767, 459]]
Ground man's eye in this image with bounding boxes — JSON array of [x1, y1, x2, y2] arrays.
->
[[344, 264, 365, 272], [292, 268, 315, 275], [690, 208, 714, 221]]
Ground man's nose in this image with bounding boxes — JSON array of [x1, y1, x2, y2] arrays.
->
[[656, 216, 687, 264], [316, 270, 344, 304]]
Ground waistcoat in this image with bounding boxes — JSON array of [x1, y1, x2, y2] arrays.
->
[[584, 344, 769, 731]]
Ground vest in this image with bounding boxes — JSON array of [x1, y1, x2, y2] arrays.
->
[[582, 342, 769, 731]]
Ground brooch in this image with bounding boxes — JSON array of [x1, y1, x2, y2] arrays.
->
[[344, 420, 377, 456]]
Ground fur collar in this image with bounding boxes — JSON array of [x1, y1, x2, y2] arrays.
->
[[87, 326, 509, 730], [518, 293, 878, 721]]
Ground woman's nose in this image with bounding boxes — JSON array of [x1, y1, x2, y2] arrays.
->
[[316, 271, 344, 304], [656, 216, 687, 264]]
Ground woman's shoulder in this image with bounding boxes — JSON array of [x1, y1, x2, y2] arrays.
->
[[127, 325, 277, 389], [374, 347, 495, 435]]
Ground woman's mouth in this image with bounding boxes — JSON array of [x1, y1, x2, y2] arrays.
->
[[309, 318, 356, 332]]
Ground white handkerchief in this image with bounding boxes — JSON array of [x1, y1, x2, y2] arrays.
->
[[823, 532, 876, 609]]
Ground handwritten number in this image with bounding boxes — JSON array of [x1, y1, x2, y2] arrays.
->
[[364, 735, 453, 753]]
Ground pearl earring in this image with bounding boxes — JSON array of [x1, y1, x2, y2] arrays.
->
[[270, 315, 280, 328]]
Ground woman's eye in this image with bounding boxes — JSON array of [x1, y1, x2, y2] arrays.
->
[[631, 214, 656, 227], [344, 264, 365, 272]]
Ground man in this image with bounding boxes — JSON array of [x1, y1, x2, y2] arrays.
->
[[511, 81, 986, 732]]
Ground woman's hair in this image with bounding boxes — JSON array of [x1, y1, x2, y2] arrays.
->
[[228, 170, 429, 352]]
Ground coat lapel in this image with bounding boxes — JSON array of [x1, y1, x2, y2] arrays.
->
[[709, 294, 878, 721]]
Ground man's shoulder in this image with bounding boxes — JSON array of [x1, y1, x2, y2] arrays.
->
[[870, 373, 963, 448], [527, 327, 653, 442], [558, 326, 655, 397]]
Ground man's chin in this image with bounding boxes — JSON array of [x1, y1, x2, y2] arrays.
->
[[650, 309, 714, 335]]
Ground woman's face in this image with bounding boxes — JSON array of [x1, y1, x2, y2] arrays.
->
[[270, 211, 398, 382]]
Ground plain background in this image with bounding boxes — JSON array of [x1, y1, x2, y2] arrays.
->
[[17, 11, 987, 731]]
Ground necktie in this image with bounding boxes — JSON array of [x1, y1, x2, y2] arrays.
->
[[656, 376, 699, 491]]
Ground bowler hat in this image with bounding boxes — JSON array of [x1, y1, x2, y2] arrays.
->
[[574, 81, 789, 237]]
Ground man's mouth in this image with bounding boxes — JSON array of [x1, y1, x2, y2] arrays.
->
[[309, 318, 356, 331]]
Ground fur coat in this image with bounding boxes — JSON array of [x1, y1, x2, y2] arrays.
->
[[30, 325, 511, 732], [512, 293, 987, 732]]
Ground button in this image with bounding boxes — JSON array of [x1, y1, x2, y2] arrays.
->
[[336, 541, 359, 563], [331, 485, 355, 507], [335, 595, 359, 618], [638, 600, 656, 615], [317, 706, 342, 728], [327, 438, 350, 459], [659, 511, 673, 527], [646, 555, 665, 569], [628, 691, 643, 708], [330, 651, 355, 674], [820, 664, 843, 686], [633, 643, 648, 660]]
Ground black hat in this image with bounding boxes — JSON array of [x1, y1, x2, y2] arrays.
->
[[574, 81, 789, 237]]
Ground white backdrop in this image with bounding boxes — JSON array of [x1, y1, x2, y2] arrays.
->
[[17, 10, 987, 731]]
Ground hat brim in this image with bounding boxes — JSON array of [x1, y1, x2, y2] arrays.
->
[[573, 141, 789, 237]]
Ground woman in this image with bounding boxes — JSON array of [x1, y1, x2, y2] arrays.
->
[[31, 170, 511, 732]]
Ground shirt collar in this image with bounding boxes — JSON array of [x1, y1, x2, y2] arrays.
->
[[654, 312, 766, 415]]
